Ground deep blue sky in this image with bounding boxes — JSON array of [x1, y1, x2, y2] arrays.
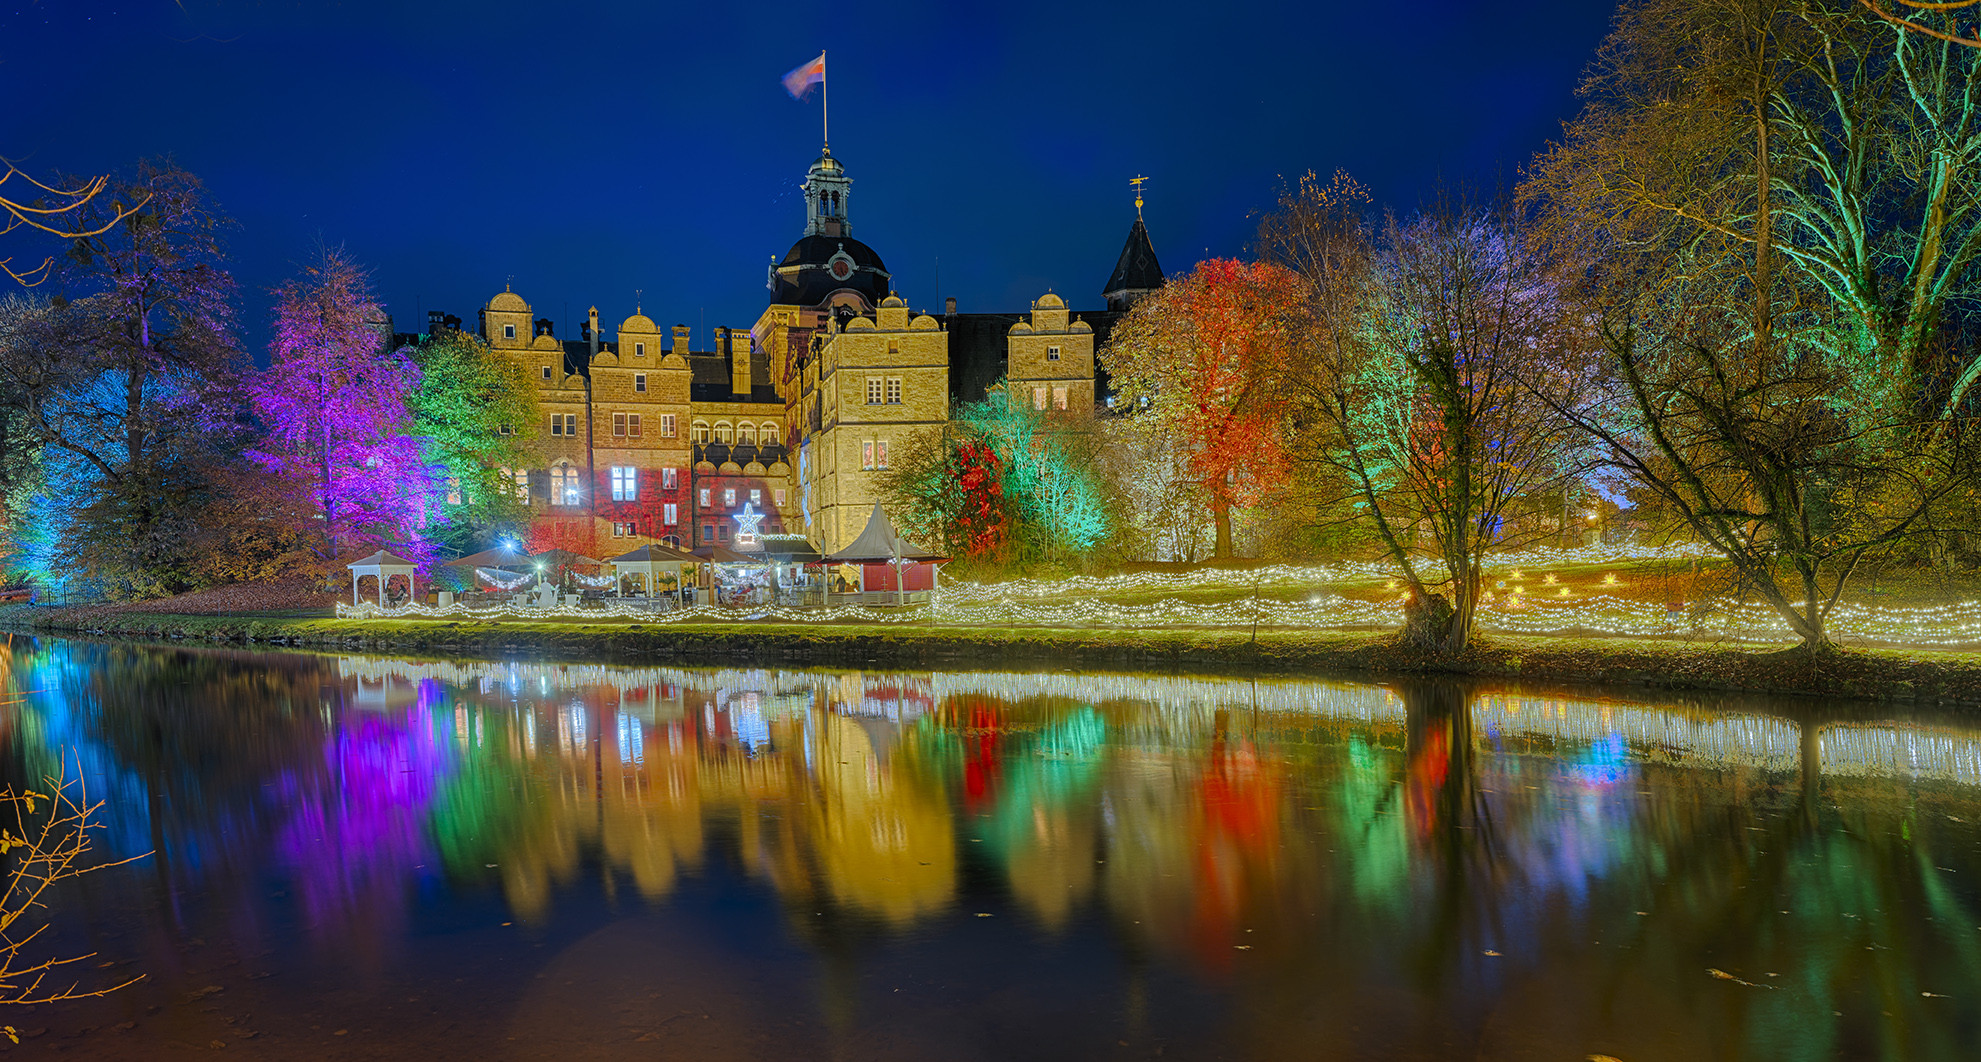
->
[[5, 1, 1618, 356]]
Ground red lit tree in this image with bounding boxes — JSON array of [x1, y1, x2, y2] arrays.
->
[[1100, 259, 1305, 558]]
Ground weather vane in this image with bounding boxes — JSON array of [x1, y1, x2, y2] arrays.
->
[[1130, 175, 1147, 220]]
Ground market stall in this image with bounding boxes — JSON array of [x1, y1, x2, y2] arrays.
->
[[824, 503, 945, 606], [606, 542, 699, 605]]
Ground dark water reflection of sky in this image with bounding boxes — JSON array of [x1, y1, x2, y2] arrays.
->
[[2, 637, 1979, 1060]]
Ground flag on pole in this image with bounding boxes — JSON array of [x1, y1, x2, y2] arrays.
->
[[782, 52, 825, 99]]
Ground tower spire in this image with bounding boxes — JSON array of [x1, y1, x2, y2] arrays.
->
[[1130, 174, 1147, 220]]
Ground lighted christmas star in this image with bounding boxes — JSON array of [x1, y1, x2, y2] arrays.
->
[[734, 502, 765, 543]]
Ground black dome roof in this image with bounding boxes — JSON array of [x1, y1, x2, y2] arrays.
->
[[772, 235, 891, 308]]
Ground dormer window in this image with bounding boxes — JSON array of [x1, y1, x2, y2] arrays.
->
[[542, 365, 553, 381], [635, 342, 646, 357], [503, 324, 516, 340]]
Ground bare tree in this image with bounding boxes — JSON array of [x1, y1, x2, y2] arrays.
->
[[0, 758, 146, 1019], [1263, 179, 1595, 653], [0, 158, 146, 287], [1860, 0, 1981, 47]]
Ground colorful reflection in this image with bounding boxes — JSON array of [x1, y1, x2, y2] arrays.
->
[[2, 642, 1980, 1059]]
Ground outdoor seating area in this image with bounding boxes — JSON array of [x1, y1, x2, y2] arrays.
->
[[335, 506, 947, 619]]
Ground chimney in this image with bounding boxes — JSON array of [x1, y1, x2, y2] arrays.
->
[[587, 306, 599, 358], [945, 296, 957, 315], [671, 324, 690, 356], [725, 327, 751, 397]]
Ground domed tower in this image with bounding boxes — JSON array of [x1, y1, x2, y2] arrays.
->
[[767, 151, 892, 311]]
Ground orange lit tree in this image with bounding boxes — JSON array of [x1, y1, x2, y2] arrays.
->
[[1101, 260, 1305, 559]]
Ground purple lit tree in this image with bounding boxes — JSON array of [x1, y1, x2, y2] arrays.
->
[[251, 248, 431, 575]]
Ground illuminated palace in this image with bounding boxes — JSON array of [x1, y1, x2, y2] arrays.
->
[[471, 150, 1164, 556]]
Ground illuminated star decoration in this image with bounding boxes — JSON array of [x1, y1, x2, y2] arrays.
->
[[733, 502, 765, 548]]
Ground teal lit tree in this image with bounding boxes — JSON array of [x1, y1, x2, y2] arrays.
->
[[403, 325, 538, 552]]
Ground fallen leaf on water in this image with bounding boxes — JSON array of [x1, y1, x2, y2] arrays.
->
[[1483, 950, 1502, 957], [1588, 1055, 1623, 1062], [1708, 968, 1776, 989]]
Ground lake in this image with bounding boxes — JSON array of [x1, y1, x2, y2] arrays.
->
[[0, 636, 1976, 1060]]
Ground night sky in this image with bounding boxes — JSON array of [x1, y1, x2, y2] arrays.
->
[[6, 1, 1617, 357]]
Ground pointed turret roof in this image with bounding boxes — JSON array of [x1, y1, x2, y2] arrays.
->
[[1103, 216, 1164, 310], [827, 503, 944, 563]]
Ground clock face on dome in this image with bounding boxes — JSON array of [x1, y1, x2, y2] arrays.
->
[[830, 258, 852, 280]]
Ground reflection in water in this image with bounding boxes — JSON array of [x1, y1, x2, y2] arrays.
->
[[4, 639, 1981, 1059]]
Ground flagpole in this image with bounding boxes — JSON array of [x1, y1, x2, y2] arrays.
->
[[822, 50, 830, 151]]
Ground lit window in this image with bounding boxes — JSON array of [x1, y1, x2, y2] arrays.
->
[[749, 488, 761, 505], [715, 422, 733, 445], [551, 465, 580, 506], [613, 412, 627, 437], [699, 488, 710, 507], [504, 324, 516, 340], [1048, 345, 1060, 361], [761, 422, 778, 445], [1054, 386, 1068, 410], [612, 522, 629, 537], [692, 421, 710, 444], [664, 503, 678, 524], [1033, 386, 1047, 410], [611, 466, 638, 502], [635, 342, 646, 357], [876, 439, 889, 469], [886, 377, 901, 404], [867, 377, 883, 404], [512, 468, 529, 503], [862, 440, 875, 470], [635, 373, 647, 393], [627, 414, 641, 438], [774, 488, 786, 507], [661, 414, 676, 438], [723, 488, 735, 507], [738, 424, 756, 446], [662, 467, 678, 490]]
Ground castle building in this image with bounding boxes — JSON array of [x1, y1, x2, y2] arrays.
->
[[468, 148, 1162, 558]]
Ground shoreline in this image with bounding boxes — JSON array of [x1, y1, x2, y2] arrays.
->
[[5, 607, 1980, 708]]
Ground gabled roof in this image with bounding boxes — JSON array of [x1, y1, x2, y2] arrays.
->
[[827, 503, 944, 562], [346, 550, 419, 570], [1103, 217, 1164, 298]]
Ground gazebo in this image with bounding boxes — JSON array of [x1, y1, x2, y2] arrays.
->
[[346, 550, 419, 608], [607, 542, 699, 603], [825, 503, 945, 606]]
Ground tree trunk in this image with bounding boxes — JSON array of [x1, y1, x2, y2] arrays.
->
[[1211, 497, 1233, 559]]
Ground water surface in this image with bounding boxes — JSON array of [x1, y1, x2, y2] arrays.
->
[[2, 638, 1978, 1060]]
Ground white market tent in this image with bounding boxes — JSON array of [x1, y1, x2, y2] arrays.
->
[[346, 550, 419, 607], [607, 542, 699, 601]]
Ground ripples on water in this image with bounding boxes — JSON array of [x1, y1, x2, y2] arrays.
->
[[1, 637, 1978, 1060]]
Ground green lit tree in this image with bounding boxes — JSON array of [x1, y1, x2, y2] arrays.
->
[[403, 325, 538, 550]]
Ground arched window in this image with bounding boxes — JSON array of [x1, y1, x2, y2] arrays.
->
[[737, 423, 756, 447], [550, 464, 580, 507], [761, 422, 780, 446], [691, 420, 711, 445], [714, 422, 734, 445]]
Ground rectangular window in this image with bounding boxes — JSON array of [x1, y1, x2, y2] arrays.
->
[[723, 488, 735, 507], [664, 503, 678, 525], [1047, 345, 1061, 361], [1033, 386, 1048, 411], [662, 467, 678, 490], [635, 374, 647, 393], [717, 523, 729, 542], [565, 413, 578, 436], [613, 412, 627, 437], [628, 414, 641, 438], [699, 488, 711, 507], [611, 466, 637, 502], [866, 377, 883, 404], [542, 365, 552, 381], [702, 523, 715, 542], [886, 377, 902, 404], [635, 342, 646, 358], [1054, 386, 1069, 410], [876, 439, 889, 469], [749, 488, 761, 505], [550, 415, 563, 437], [774, 488, 787, 507], [513, 468, 529, 503], [504, 324, 516, 340], [660, 414, 676, 438], [611, 521, 627, 538], [862, 440, 875, 470]]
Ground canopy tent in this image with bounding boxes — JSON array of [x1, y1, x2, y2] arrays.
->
[[607, 542, 699, 601], [533, 548, 603, 568], [443, 544, 534, 570], [825, 503, 946, 605], [346, 550, 419, 608]]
